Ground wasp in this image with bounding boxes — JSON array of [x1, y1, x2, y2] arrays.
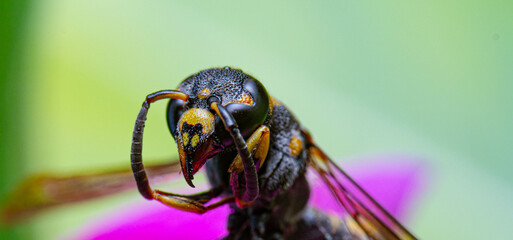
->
[[130, 67, 417, 240], [1, 67, 417, 240]]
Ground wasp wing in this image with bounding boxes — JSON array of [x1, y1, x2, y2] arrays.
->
[[307, 146, 417, 240], [1, 160, 180, 224]]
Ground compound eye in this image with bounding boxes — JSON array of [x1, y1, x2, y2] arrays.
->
[[215, 78, 270, 146], [167, 98, 186, 139]]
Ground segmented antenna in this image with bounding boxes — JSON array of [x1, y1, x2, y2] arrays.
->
[[208, 96, 259, 202], [131, 90, 189, 200]]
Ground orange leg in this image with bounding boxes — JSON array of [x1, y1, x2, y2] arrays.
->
[[229, 125, 270, 173], [153, 189, 234, 214]]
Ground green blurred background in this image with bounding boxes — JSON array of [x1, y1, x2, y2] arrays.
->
[[1, 0, 512, 239]]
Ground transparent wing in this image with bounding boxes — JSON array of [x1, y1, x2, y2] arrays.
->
[[307, 145, 417, 240], [1, 159, 180, 224]]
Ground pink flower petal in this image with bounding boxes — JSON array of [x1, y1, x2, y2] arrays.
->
[[76, 156, 427, 240], [81, 202, 230, 240], [310, 155, 428, 221]]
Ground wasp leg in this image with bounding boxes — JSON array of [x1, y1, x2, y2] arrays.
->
[[152, 188, 234, 214], [155, 185, 224, 204], [229, 125, 270, 173], [227, 125, 270, 208]]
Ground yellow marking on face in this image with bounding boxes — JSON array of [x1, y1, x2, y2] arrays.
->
[[289, 136, 303, 157], [191, 134, 200, 147], [225, 92, 254, 106], [197, 88, 211, 99], [182, 132, 189, 146], [178, 108, 215, 134]]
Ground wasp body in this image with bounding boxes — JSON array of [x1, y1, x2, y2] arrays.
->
[[184, 68, 347, 239], [0, 67, 415, 239], [130, 67, 416, 240]]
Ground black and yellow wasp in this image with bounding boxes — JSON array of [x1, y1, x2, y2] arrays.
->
[[2, 67, 417, 240]]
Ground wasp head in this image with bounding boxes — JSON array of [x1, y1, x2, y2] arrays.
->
[[173, 108, 223, 187], [166, 67, 270, 187]]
